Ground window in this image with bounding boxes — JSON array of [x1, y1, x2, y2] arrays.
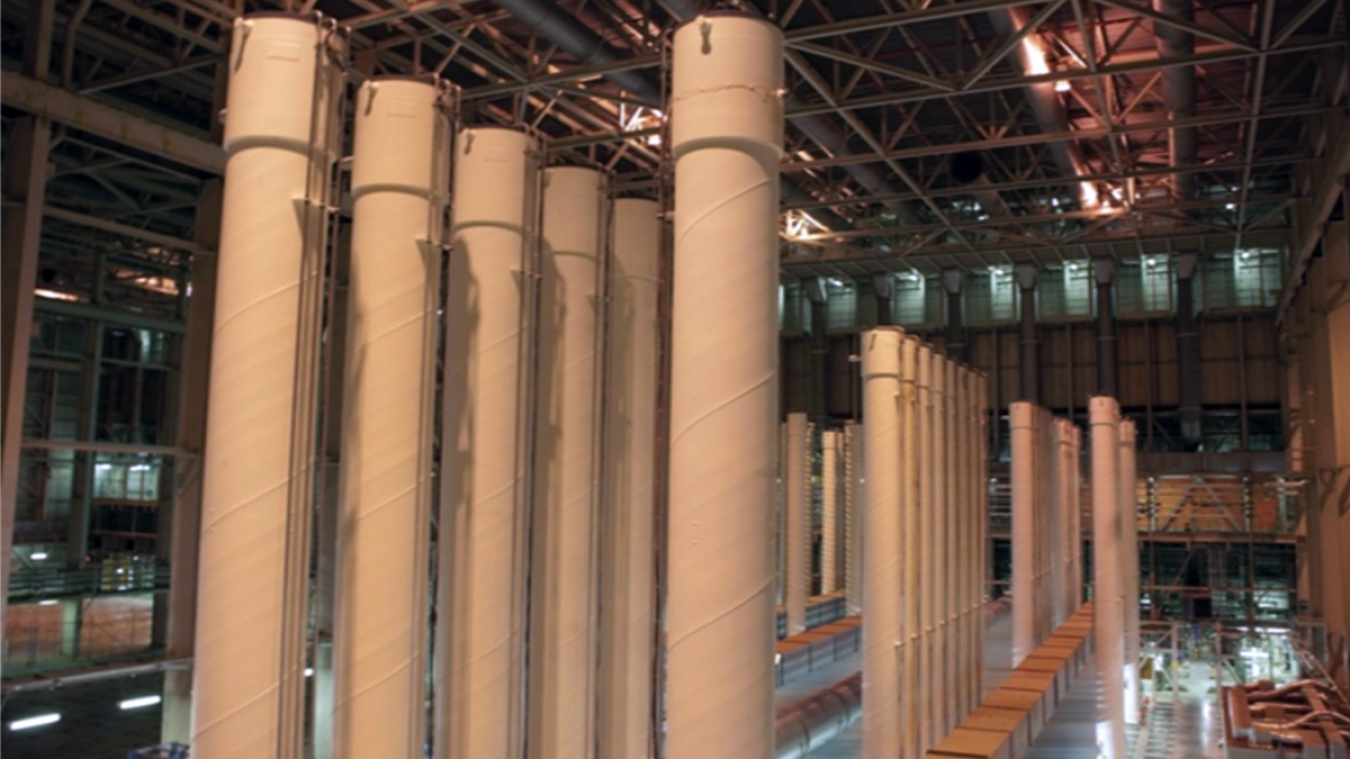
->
[[894, 273, 942, 326], [824, 279, 858, 329], [966, 268, 1017, 323], [1118, 257, 1173, 315], [1199, 250, 1282, 310], [1039, 262, 1093, 318]]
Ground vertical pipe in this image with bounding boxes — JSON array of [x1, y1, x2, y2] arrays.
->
[[1118, 419, 1142, 725], [1090, 396, 1126, 759], [667, 13, 782, 759], [784, 412, 809, 636], [843, 422, 864, 616], [860, 328, 904, 759], [807, 282, 829, 423], [530, 165, 606, 759], [335, 76, 446, 759], [1175, 253, 1201, 449], [820, 430, 840, 594], [192, 15, 341, 759], [1016, 265, 1039, 403], [1093, 261, 1118, 397], [873, 273, 894, 326], [916, 344, 935, 753], [899, 336, 921, 759], [943, 270, 966, 363], [598, 198, 660, 759], [1010, 401, 1037, 666], [436, 126, 538, 759]]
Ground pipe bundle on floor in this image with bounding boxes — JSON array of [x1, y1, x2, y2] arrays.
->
[[860, 328, 989, 759], [1010, 402, 1084, 667], [666, 12, 783, 759], [192, 14, 344, 759], [335, 75, 449, 759]]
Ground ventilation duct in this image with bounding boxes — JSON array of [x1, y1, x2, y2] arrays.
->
[[1154, 0, 1197, 202]]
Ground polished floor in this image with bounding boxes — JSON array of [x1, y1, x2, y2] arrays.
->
[[801, 614, 1228, 759]]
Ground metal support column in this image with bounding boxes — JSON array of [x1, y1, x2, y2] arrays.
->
[[1175, 252, 1202, 450], [943, 270, 966, 363], [1016, 264, 1039, 403], [1094, 260, 1119, 398], [1, 116, 50, 635]]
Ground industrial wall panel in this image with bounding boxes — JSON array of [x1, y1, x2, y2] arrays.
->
[[1201, 320, 1242, 406], [828, 335, 858, 419], [782, 337, 811, 414], [1241, 316, 1281, 405]]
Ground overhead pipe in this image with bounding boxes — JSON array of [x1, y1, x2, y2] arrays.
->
[[436, 126, 539, 759], [485, 0, 852, 232], [484, 0, 936, 231], [1118, 419, 1142, 725], [860, 328, 905, 759], [192, 15, 343, 759], [1153, 0, 1198, 203], [334, 76, 447, 759], [986, 6, 1095, 209], [597, 198, 660, 759], [899, 336, 922, 759], [530, 165, 606, 759], [774, 675, 864, 759], [784, 412, 810, 636], [950, 150, 1018, 219], [666, 14, 781, 759], [820, 430, 840, 594], [1090, 396, 1127, 759]]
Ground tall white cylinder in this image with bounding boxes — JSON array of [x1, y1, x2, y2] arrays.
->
[[860, 328, 904, 759], [530, 165, 606, 759], [597, 198, 660, 759], [899, 336, 922, 759], [954, 367, 972, 720], [844, 422, 864, 616], [916, 344, 935, 752], [944, 358, 961, 731], [973, 374, 989, 707], [932, 355, 950, 736], [1010, 401, 1038, 666], [335, 76, 446, 759], [784, 412, 809, 636], [192, 15, 340, 759], [821, 430, 839, 594], [1118, 419, 1142, 724], [667, 13, 783, 759], [436, 126, 537, 759], [1090, 396, 1127, 759], [1056, 419, 1081, 619]]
